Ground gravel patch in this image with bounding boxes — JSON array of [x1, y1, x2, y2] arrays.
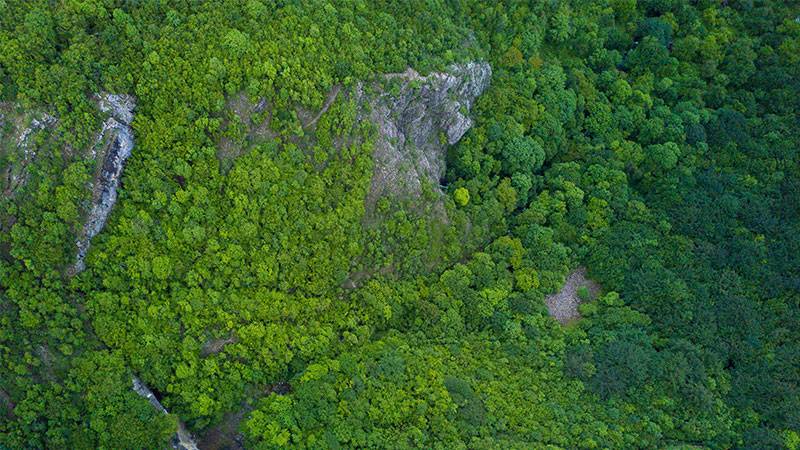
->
[[545, 267, 601, 325]]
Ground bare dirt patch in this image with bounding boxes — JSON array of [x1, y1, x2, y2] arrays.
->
[[545, 267, 601, 325], [298, 84, 341, 130], [197, 409, 247, 450], [216, 93, 276, 173], [200, 334, 238, 357]]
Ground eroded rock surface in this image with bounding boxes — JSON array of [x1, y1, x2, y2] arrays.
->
[[358, 61, 491, 210], [71, 93, 136, 274], [1, 94, 137, 275], [133, 377, 199, 450], [1, 105, 58, 198], [216, 62, 490, 212], [216, 93, 277, 173]]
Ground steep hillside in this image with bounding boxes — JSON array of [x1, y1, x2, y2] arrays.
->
[[1, 1, 798, 449]]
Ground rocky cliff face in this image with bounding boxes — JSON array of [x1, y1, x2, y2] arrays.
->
[[133, 377, 199, 450], [358, 61, 491, 210], [71, 93, 135, 274], [214, 61, 491, 215], [2, 93, 136, 275], [3, 95, 199, 449]]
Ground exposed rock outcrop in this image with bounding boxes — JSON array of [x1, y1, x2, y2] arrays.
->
[[545, 268, 601, 325], [216, 93, 276, 173], [71, 93, 136, 274], [133, 377, 199, 450], [1, 94, 136, 275], [3, 98, 196, 446], [215, 61, 491, 208], [1, 106, 58, 198], [358, 61, 491, 210]]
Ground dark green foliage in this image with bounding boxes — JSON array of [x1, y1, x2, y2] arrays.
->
[[1, 0, 799, 448], [501, 134, 545, 176], [635, 17, 673, 48]]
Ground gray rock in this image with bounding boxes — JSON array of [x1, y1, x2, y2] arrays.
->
[[132, 377, 200, 450], [1, 94, 136, 274], [71, 93, 136, 274], [132, 376, 169, 416], [98, 93, 136, 126], [359, 61, 491, 211], [2, 108, 58, 196], [545, 268, 602, 325], [200, 334, 238, 357], [16, 113, 57, 156]]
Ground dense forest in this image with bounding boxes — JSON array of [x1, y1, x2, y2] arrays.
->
[[1, 0, 799, 448]]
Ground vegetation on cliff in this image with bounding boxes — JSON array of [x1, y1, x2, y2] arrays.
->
[[1, 0, 799, 448]]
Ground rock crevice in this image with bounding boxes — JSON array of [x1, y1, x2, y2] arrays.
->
[[358, 61, 491, 210], [71, 94, 136, 274], [133, 377, 199, 450]]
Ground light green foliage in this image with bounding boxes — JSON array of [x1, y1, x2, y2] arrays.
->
[[1, 0, 799, 448], [454, 187, 470, 206]]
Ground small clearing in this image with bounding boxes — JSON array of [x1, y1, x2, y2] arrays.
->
[[200, 335, 238, 357], [216, 93, 276, 173], [545, 267, 601, 325]]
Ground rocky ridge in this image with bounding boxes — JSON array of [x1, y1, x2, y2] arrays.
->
[[71, 93, 136, 274], [214, 61, 491, 215], [1, 106, 57, 198], [2, 93, 199, 449], [2, 61, 491, 448]]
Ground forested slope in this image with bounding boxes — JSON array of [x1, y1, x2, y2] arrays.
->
[[1, 0, 799, 449]]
